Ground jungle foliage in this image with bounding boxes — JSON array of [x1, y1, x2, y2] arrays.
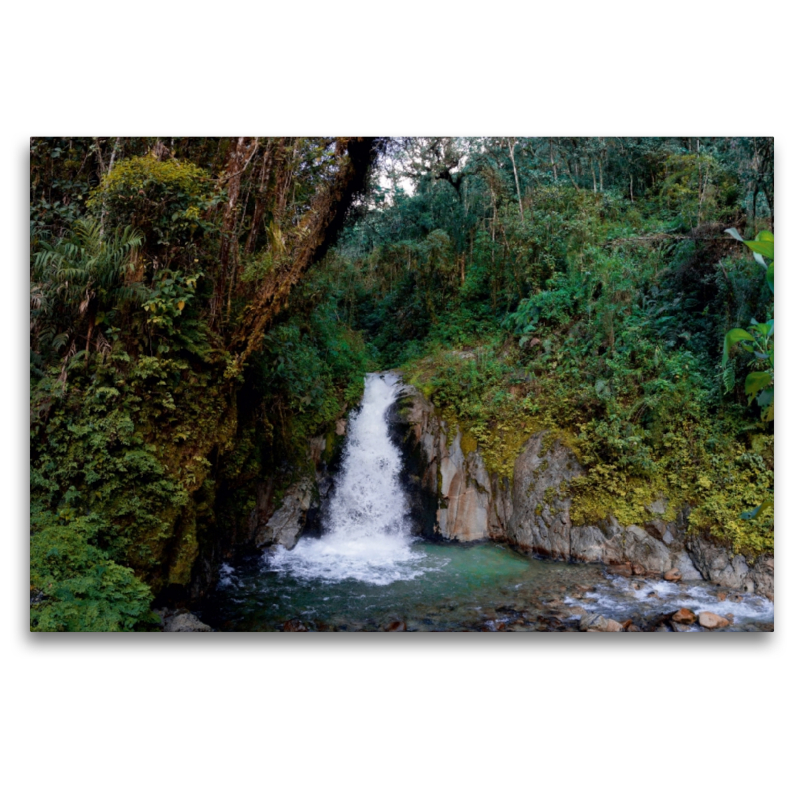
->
[[332, 137, 774, 556], [29, 136, 773, 631], [30, 137, 379, 630]]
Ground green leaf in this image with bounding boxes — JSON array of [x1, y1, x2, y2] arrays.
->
[[724, 227, 744, 242], [753, 321, 773, 338], [744, 239, 774, 259], [757, 386, 774, 406], [744, 371, 772, 401], [740, 495, 773, 520], [755, 230, 774, 243], [722, 328, 756, 365], [766, 263, 774, 293], [722, 361, 735, 393]]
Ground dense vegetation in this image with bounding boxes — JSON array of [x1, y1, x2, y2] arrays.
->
[[30, 136, 773, 631], [330, 137, 774, 551], [30, 137, 379, 630]]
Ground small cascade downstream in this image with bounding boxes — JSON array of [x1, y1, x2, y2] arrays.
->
[[269, 373, 427, 584], [204, 373, 774, 632]]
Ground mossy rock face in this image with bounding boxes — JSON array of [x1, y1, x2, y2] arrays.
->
[[460, 429, 478, 455], [167, 507, 199, 586]]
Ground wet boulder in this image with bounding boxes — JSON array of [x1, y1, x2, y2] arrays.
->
[[697, 611, 730, 629]]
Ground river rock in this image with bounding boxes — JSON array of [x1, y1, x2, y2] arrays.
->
[[672, 608, 697, 625], [697, 611, 730, 629], [384, 620, 407, 631], [162, 611, 212, 632], [579, 612, 623, 632], [664, 568, 681, 582]]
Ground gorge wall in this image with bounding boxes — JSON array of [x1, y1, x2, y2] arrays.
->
[[392, 383, 774, 600]]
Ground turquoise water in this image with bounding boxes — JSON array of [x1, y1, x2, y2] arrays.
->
[[202, 539, 774, 632], [203, 540, 605, 631]]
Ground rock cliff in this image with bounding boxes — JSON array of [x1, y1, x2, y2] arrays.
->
[[392, 384, 774, 600]]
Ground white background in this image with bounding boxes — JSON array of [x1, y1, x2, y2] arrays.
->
[[3, 2, 796, 798]]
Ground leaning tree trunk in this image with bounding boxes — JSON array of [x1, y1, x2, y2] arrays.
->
[[230, 136, 379, 371]]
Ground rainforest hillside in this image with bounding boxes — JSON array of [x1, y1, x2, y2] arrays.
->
[[29, 136, 773, 631]]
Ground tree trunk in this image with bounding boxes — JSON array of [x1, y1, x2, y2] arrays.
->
[[215, 137, 259, 324], [508, 138, 524, 221], [230, 137, 378, 371]]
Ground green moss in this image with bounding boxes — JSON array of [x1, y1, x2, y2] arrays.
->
[[460, 429, 478, 455], [168, 509, 199, 586]]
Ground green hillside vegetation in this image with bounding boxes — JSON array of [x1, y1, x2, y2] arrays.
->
[[29, 137, 773, 630]]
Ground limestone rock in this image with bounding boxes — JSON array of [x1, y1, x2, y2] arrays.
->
[[255, 478, 314, 550], [622, 525, 672, 574], [394, 387, 494, 542], [570, 525, 623, 564], [687, 537, 773, 597], [670, 551, 704, 582], [507, 432, 584, 560], [697, 611, 730, 629], [645, 519, 668, 540], [436, 429, 491, 541]]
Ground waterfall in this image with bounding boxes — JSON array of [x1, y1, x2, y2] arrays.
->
[[267, 373, 427, 585]]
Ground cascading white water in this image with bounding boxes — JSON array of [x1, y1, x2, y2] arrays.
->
[[267, 372, 429, 585]]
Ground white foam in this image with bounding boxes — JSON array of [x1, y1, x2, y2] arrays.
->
[[267, 373, 429, 585], [218, 561, 237, 588], [567, 573, 773, 627]]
